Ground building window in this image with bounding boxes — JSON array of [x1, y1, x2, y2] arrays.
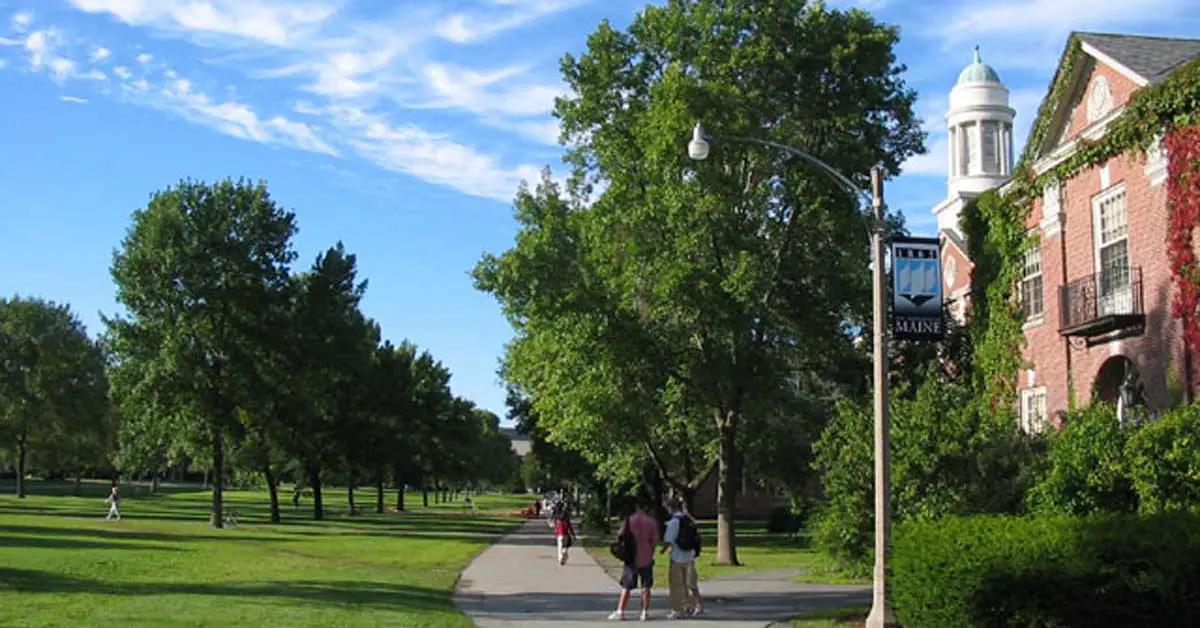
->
[[1021, 387, 1048, 434], [981, 121, 999, 173], [1021, 243, 1044, 321], [1093, 185, 1131, 315], [960, 122, 976, 176]]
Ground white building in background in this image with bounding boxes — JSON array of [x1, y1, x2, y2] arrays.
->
[[929, 46, 1016, 322]]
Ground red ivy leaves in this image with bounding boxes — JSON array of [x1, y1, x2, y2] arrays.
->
[[1165, 125, 1200, 385]]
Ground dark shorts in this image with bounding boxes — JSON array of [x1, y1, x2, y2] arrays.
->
[[620, 563, 654, 590]]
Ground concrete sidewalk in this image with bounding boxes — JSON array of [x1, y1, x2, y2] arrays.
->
[[453, 519, 870, 626]]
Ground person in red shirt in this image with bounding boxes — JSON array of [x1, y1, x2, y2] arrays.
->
[[554, 507, 576, 565], [608, 498, 661, 621]]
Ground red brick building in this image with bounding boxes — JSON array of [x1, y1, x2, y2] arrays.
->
[[935, 33, 1200, 431]]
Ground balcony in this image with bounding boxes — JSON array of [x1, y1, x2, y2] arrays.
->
[[1059, 266, 1145, 341]]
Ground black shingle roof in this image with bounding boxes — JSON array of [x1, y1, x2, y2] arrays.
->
[[1075, 32, 1200, 83]]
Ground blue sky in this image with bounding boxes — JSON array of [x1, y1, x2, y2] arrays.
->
[[1, 0, 1197, 422]]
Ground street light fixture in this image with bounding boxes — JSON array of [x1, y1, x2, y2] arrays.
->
[[687, 122, 897, 628]]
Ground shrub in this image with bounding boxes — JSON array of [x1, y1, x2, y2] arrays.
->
[[892, 512, 1200, 628], [1026, 402, 1137, 515], [812, 371, 1040, 570], [1126, 402, 1200, 514]]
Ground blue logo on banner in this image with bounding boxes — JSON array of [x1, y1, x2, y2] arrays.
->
[[896, 257, 938, 308]]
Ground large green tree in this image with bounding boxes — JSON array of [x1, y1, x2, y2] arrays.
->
[[108, 178, 297, 527], [0, 297, 109, 498], [477, 0, 922, 564]]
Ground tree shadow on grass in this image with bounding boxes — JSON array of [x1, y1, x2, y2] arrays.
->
[[0, 523, 286, 544], [0, 533, 182, 552], [0, 567, 451, 614]]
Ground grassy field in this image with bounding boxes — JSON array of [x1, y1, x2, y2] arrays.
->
[[0, 481, 530, 627], [580, 519, 867, 587]]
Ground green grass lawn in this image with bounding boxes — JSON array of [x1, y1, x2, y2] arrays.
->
[[0, 481, 528, 627], [581, 519, 868, 587]]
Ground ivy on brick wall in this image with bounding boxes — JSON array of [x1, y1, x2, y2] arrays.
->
[[963, 43, 1200, 402], [1166, 126, 1200, 384]]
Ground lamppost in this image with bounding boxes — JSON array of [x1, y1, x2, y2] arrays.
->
[[688, 122, 896, 628]]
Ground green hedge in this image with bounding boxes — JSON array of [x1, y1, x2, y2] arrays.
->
[[892, 512, 1200, 628]]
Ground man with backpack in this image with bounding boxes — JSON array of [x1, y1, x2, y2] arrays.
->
[[661, 498, 703, 618], [608, 498, 659, 621]]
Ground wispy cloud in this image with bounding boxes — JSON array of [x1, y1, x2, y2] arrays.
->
[[90, 45, 110, 62], [34, 0, 583, 202], [436, 0, 587, 44], [939, 0, 1189, 42], [66, 0, 339, 48], [60, 95, 88, 103], [901, 136, 949, 177], [11, 10, 31, 33]]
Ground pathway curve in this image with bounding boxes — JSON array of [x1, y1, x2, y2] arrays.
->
[[453, 520, 870, 626]]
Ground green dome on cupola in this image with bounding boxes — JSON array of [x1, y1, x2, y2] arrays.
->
[[956, 46, 1002, 85]]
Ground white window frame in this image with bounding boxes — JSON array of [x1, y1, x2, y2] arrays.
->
[[1020, 242, 1044, 323], [1020, 387, 1048, 434], [1091, 184, 1131, 316]]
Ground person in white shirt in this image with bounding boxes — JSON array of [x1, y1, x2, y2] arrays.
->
[[660, 499, 699, 619]]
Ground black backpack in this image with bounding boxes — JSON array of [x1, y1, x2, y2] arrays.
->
[[676, 516, 702, 555], [609, 522, 637, 565]]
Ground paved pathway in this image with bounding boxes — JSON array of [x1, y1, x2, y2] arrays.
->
[[453, 520, 870, 626]]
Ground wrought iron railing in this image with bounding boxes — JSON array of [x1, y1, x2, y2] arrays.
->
[[1059, 266, 1144, 334]]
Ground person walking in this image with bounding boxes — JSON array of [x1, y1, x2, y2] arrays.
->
[[105, 486, 121, 521], [554, 506, 576, 565], [661, 499, 700, 619], [609, 498, 660, 621]]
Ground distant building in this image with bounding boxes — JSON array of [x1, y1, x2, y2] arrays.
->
[[499, 426, 532, 458]]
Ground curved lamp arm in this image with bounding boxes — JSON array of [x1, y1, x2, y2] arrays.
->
[[688, 122, 883, 239]]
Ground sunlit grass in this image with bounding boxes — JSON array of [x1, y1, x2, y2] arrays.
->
[[0, 481, 527, 627]]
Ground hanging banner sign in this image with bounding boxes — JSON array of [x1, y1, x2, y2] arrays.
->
[[891, 236, 944, 342]]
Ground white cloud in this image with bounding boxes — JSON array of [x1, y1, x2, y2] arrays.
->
[[90, 46, 110, 62], [939, 0, 1188, 43], [0, 59, 7, 69], [25, 29, 77, 83], [435, 0, 585, 44], [61, 95, 88, 103], [311, 103, 542, 200], [66, 0, 339, 48], [11, 11, 32, 33], [52, 1, 573, 200], [0, 36, 19, 46]]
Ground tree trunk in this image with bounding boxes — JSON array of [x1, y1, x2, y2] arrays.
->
[[376, 473, 385, 514], [16, 433, 28, 499], [394, 465, 406, 511], [348, 469, 357, 515], [680, 485, 698, 517], [151, 473, 159, 494], [210, 427, 225, 529], [715, 412, 740, 566], [203, 469, 209, 489], [308, 465, 324, 521], [73, 472, 82, 496], [422, 486, 429, 507], [264, 463, 280, 524]]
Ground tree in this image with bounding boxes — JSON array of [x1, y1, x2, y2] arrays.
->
[[108, 178, 297, 527], [478, 0, 922, 566], [0, 297, 109, 498], [278, 243, 370, 520]]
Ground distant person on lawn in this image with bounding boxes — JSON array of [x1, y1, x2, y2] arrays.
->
[[105, 486, 121, 521], [662, 499, 703, 618], [609, 498, 660, 621], [553, 504, 576, 565]]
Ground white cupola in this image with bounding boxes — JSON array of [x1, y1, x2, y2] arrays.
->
[[945, 46, 1015, 196]]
